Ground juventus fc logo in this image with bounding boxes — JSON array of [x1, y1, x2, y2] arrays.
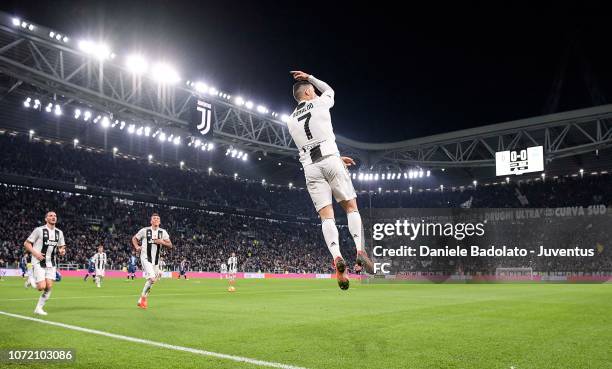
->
[[196, 100, 212, 136]]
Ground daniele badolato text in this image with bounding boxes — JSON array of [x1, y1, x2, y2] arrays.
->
[[370, 220, 595, 273]]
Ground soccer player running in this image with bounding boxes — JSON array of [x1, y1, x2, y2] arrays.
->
[[127, 252, 138, 280], [179, 258, 189, 280], [23, 211, 66, 315], [84, 256, 95, 282], [220, 261, 228, 280], [132, 213, 172, 309], [227, 252, 237, 291], [92, 245, 107, 288], [286, 71, 374, 290]]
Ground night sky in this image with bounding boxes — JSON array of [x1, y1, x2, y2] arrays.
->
[[2, 1, 611, 142]]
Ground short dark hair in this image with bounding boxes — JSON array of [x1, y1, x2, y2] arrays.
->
[[151, 213, 160, 218], [292, 81, 312, 102]]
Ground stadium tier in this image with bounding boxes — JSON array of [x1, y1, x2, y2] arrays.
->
[[0, 132, 610, 274]]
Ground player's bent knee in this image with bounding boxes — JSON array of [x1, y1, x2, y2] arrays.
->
[[318, 204, 334, 219], [340, 198, 358, 213]]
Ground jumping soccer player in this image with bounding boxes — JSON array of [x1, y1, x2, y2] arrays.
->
[[132, 213, 172, 309], [127, 252, 138, 280], [23, 211, 66, 315], [92, 245, 107, 288], [227, 252, 237, 291], [286, 70, 374, 290]]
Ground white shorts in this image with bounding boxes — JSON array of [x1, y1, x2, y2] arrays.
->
[[33, 264, 56, 283], [95, 269, 105, 277], [141, 259, 161, 280], [304, 155, 357, 211]]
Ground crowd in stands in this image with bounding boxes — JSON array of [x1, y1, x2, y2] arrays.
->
[[0, 133, 611, 274]]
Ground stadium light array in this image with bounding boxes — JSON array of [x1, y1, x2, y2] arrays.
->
[[151, 63, 180, 84], [353, 168, 432, 182], [78, 40, 114, 61], [126, 54, 149, 74], [12, 18, 35, 31], [235, 97, 245, 106], [245, 101, 254, 109]]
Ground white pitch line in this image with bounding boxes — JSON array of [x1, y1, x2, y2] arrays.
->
[[2, 288, 333, 301], [0, 310, 308, 369]]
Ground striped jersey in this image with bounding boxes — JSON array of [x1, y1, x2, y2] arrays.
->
[[26, 225, 66, 267], [228, 256, 237, 272], [92, 252, 107, 270], [287, 75, 339, 165], [135, 226, 170, 266]]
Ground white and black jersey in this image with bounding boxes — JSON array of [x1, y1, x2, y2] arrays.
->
[[26, 225, 66, 267], [134, 227, 170, 266], [228, 256, 237, 273], [92, 252, 107, 271], [287, 75, 339, 165]]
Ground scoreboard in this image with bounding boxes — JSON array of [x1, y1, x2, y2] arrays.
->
[[495, 146, 544, 176]]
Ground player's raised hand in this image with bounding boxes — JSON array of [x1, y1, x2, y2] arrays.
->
[[290, 71, 310, 81], [341, 156, 356, 167]]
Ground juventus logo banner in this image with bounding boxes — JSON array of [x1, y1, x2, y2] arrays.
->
[[192, 99, 214, 138]]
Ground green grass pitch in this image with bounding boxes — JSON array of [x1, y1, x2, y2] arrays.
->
[[0, 277, 610, 368]]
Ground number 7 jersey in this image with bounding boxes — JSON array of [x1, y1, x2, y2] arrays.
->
[[287, 75, 340, 166]]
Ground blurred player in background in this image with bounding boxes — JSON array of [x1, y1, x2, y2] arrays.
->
[[127, 252, 138, 280], [24, 257, 35, 288], [220, 261, 227, 279], [23, 211, 66, 315], [286, 70, 374, 290], [92, 244, 107, 288], [19, 254, 27, 278], [179, 258, 189, 280], [84, 256, 95, 282], [132, 213, 172, 309], [227, 252, 237, 291]]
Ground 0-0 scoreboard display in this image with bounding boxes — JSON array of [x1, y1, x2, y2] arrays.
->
[[495, 145, 544, 176]]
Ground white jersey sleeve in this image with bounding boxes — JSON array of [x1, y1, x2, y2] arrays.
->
[[27, 228, 41, 244], [287, 75, 340, 166], [162, 229, 170, 241], [58, 230, 66, 247], [308, 75, 334, 108], [135, 227, 146, 241]]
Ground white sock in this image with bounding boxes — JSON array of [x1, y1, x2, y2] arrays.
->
[[36, 290, 51, 309], [141, 279, 153, 297], [322, 218, 342, 260], [28, 274, 35, 287], [347, 211, 365, 252]]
